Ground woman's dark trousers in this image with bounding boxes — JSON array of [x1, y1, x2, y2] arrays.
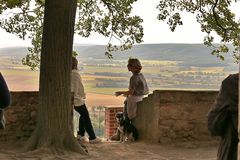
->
[[74, 104, 96, 140]]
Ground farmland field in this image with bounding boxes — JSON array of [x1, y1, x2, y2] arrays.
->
[[1, 58, 235, 92], [1, 44, 238, 137], [1, 44, 238, 138]]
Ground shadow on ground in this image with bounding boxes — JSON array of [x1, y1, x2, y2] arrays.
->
[[0, 140, 218, 160]]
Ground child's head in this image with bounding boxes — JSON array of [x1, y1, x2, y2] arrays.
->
[[127, 58, 142, 73], [72, 57, 78, 70]]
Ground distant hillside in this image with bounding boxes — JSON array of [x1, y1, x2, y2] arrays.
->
[[73, 43, 235, 68], [0, 47, 29, 57], [0, 43, 237, 69]]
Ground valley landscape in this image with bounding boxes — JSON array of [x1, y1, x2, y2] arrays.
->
[[0, 43, 238, 107]]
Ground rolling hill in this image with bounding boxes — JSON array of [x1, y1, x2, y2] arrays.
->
[[0, 43, 238, 70]]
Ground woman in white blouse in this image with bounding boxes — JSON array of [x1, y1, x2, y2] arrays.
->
[[71, 57, 101, 143]]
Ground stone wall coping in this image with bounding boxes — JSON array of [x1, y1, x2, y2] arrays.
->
[[153, 89, 218, 93], [104, 106, 123, 109], [10, 91, 38, 93]]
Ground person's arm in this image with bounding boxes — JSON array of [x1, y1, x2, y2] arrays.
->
[[71, 72, 79, 102], [115, 75, 135, 97], [77, 74, 86, 99], [115, 90, 133, 97], [0, 73, 11, 109], [71, 71, 86, 101]]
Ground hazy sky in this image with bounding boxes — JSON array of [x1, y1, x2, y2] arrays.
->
[[2, 0, 238, 48]]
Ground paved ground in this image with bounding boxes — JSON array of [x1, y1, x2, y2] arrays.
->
[[0, 140, 218, 160], [87, 141, 218, 160]]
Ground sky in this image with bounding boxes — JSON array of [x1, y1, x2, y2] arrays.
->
[[0, 0, 236, 48]]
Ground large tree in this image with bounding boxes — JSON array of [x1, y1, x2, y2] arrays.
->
[[22, 0, 87, 153], [0, 0, 240, 154], [0, 0, 144, 153], [0, 0, 144, 69]]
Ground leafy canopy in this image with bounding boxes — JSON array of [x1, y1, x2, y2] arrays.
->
[[0, 0, 239, 70], [157, 0, 240, 62], [0, 0, 143, 69]]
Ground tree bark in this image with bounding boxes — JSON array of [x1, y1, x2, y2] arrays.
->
[[238, 63, 240, 160], [23, 0, 86, 154]]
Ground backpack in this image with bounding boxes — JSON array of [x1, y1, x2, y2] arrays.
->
[[207, 108, 229, 137]]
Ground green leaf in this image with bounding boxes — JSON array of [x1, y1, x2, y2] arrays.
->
[[6, 0, 21, 8]]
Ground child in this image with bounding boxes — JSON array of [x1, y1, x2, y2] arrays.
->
[[71, 57, 101, 143], [115, 58, 149, 120]]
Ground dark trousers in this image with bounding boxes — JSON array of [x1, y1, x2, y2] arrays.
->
[[74, 104, 96, 140]]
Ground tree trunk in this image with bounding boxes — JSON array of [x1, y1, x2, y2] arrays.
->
[[238, 63, 240, 160], [23, 0, 86, 154]]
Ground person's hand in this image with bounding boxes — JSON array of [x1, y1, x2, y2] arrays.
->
[[115, 91, 122, 97]]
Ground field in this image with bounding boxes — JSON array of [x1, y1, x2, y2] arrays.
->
[[0, 55, 238, 107], [0, 45, 238, 137], [1, 71, 125, 107]]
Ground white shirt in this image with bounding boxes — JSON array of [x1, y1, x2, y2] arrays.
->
[[71, 69, 86, 106]]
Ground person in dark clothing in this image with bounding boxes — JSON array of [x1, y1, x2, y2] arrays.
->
[[207, 73, 238, 160], [0, 72, 11, 129], [0, 73, 11, 109]]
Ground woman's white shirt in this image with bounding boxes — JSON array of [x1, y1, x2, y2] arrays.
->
[[71, 69, 86, 106]]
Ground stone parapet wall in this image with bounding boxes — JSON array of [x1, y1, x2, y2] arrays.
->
[[0, 91, 218, 143], [133, 90, 218, 143], [132, 91, 160, 143], [0, 92, 38, 141]]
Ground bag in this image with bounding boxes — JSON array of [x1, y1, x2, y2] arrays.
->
[[207, 108, 229, 137], [0, 109, 6, 129]]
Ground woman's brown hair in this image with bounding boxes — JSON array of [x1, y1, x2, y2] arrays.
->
[[72, 57, 78, 70], [128, 58, 142, 73]]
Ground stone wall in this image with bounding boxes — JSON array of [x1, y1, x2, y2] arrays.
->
[[133, 90, 218, 143], [0, 91, 218, 143], [0, 92, 38, 141]]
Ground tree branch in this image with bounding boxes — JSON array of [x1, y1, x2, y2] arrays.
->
[[1, 4, 43, 17], [101, 0, 114, 15], [197, 0, 203, 13], [211, 0, 228, 39]]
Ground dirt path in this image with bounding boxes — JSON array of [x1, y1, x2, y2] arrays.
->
[[0, 141, 218, 160]]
